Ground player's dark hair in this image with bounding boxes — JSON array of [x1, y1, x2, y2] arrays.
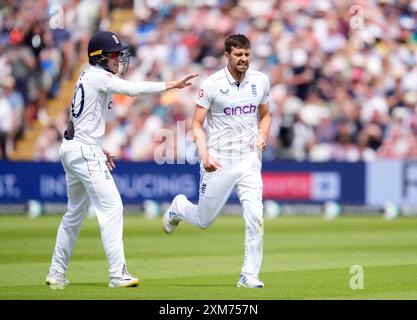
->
[[89, 51, 130, 74], [224, 34, 251, 53], [89, 55, 107, 67], [89, 52, 117, 66]]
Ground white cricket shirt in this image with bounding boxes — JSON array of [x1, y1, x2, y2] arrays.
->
[[70, 65, 166, 145], [195, 66, 270, 160]]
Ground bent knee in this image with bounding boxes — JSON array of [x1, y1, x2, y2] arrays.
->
[[198, 219, 214, 230]]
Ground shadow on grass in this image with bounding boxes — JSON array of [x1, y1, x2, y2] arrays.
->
[[167, 284, 233, 288], [62, 283, 107, 288]]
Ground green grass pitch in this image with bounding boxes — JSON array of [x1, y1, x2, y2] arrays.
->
[[1, 214, 417, 300]]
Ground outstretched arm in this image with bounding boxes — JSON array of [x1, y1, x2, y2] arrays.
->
[[105, 73, 199, 96], [165, 73, 199, 90]]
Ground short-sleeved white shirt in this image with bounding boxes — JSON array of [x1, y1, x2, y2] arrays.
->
[[70, 65, 166, 146], [195, 66, 270, 160]]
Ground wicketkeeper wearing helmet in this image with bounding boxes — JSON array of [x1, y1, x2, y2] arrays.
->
[[45, 31, 197, 288]]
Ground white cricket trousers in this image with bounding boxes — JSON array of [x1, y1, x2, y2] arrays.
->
[[49, 139, 126, 277], [175, 152, 264, 278]]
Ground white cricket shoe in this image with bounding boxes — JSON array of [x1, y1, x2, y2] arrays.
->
[[109, 268, 139, 288], [45, 270, 70, 287], [162, 195, 185, 234], [236, 274, 264, 288]]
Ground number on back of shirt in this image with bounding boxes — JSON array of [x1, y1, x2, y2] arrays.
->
[[71, 83, 85, 119]]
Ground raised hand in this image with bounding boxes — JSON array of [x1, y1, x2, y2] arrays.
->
[[167, 73, 199, 90]]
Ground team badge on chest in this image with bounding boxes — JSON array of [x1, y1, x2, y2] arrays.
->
[[251, 84, 257, 97]]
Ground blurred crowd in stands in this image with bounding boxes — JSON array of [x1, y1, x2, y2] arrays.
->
[[0, 0, 112, 159], [1, 0, 417, 162]]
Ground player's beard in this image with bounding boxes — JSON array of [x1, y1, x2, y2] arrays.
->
[[236, 63, 248, 73], [230, 62, 249, 75], [232, 59, 249, 75]]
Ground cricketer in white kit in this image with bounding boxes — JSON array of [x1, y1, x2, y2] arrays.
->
[[45, 31, 197, 288], [162, 34, 271, 288]]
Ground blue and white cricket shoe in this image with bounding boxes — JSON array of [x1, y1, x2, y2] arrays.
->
[[236, 274, 264, 288], [162, 209, 179, 234], [109, 267, 139, 288], [162, 195, 185, 234]]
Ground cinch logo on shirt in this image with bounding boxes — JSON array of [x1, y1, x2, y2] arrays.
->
[[223, 104, 256, 115]]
